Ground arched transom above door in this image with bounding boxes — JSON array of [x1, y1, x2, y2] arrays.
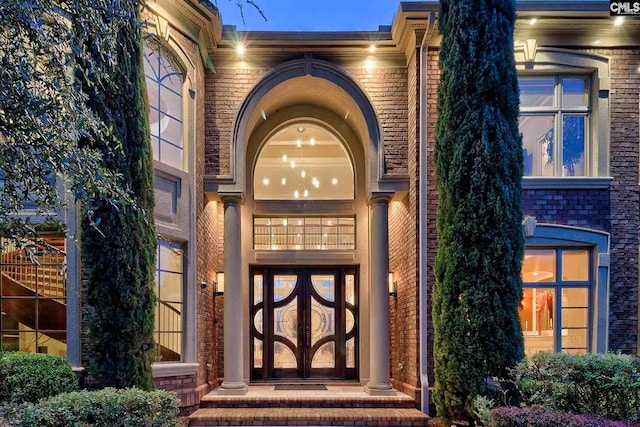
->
[[254, 122, 355, 200]]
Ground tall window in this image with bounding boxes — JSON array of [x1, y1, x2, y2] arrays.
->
[[254, 123, 355, 200], [520, 248, 591, 355], [155, 240, 184, 362], [0, 235, 67, 356], [144, 44, 184, 170], [519, 76, 590, 177]]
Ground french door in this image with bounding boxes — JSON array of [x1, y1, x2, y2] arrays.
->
[[250, 267, 358, 380]]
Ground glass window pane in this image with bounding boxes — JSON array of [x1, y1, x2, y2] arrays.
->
[[160, 141, 183, 170], [519, 78, 555, 108], [345, 274, 355, 305], [156, 332, 181, 361], [562, 115, 586, 177], [151, 136, 160, 162], [562, 328, 588, 353], [254, 309, 263, 334], [254, 275, 263, 305], [146, 78, 160, 109], [254, 123, 354, 200], [562, 250, 589, 281], [161, 88, 182, 122], [521, 288, 556, 356], [562, 287, 589, 308], [311, 341, 335, 368], [161, 117, 183, 147], [273, 341, 297, 369], [311, 275, 335, 302], [274, 276, 297, 303], [562, 78, 588, 107], [345, 309, 355, 334], [254, 338, 263, 368], [520, 115, 555, 177], [522, 249, 556, 283], [159, 272, 182, 302], [310, 299, 335, 346], [346, 337, 356, 368], [159, 242, 183, 273]]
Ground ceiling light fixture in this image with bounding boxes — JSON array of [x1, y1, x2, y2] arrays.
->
[[332, 178, 338, 185], [310, 138, 315, 146], [614, 16, 624, 26], [369, 44, 376, 53], [262, 178, 269, 185], [529, 18, 537, 25], [236, 43, 245, 55]]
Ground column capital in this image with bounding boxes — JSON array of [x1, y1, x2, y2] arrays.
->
[[367, 192, 393, 206], [220, 192, 244, 206]]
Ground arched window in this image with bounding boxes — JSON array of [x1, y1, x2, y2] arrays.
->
[[143, 44, 184, 170], [254, 123, 354, 200]]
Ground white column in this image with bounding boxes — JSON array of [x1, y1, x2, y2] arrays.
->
[[219, 194, 248, 395], [365, 194, 395, 396]]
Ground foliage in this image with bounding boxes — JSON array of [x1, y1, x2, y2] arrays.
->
[[490, 406, 635, 427], [432, 0, 524, 422], [77, 0, 157, 390], [514, 352, 640, 423], [471, 395, 496, 427], [0, 352, 78, 403], [0, 0, 135, 245], [7, 388, 178, 427]]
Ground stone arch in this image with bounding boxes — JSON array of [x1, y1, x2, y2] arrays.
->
[[218, 56, 384, 196]]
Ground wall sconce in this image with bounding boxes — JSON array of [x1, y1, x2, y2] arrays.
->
[[200, 281, 208, 289], [388, 272, 397, 297], [214, 272, 224, 296]]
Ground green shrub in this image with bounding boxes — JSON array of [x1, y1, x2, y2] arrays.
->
[[491, 406, 635, 427], [515, 352, 640, 423], [0, 352, 78, 403], [15, 388, 178, 427]]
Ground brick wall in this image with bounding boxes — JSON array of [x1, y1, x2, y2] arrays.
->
[[389, 48, 421, 404]]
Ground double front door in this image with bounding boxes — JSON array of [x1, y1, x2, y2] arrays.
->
[[250, 267, 358, 380]]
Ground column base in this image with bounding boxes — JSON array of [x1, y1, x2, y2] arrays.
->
[[364, 384, 396, 396], [218, 381, 248, 395]]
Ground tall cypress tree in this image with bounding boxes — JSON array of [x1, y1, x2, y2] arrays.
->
[[433, 0, 524, 421], [77, 0, 157, 390]]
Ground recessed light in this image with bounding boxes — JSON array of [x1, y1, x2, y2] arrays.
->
[[262, 178, 269, 185], [310, 138, 315, 146], [282, 154, 287, 162], [369, 44, 376, 53], [290, 161, 295, 169], [294, 190, 299, 198], [281, 178, 286, 185], [236, 43, 245, 55], [301, 170, 306, 178], [303, 190, 309, 197], [529, 18, 537, 25], [332, 178, 338, 185], [614, 16, 624, 26], [296, 139, 301, 148]]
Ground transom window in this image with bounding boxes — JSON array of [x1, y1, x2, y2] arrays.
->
[[520, 248, 591, 356], [154, 239, 184, 362], [254, 217, 355, 250], [254, 123, 354, 200], [519, 76, 590, 177], [144, 45, 184, 170]]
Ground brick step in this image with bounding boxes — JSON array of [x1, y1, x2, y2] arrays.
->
[[200, 395, 416, 409], [189, 407, 430, 426]]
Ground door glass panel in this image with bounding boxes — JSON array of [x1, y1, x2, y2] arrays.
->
[[311, 275, 335, 302], [274, 341, 297, 369], [311, 297, 335, 346], [561, 250, 589, 281], [346, 337, 355, 368], [274, 275, 297, 302], [345, 274, 355, 305], [311, 341, 335, 368], [274, 297, 298, 343], [254, 338, 263, 368], [254, 309, 263, 334], [254, 275, 263, 304], [521, 288, 556, 356], [345, 309, 355, 334]]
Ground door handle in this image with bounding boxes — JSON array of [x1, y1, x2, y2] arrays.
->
[[305, 326, 311, 348]]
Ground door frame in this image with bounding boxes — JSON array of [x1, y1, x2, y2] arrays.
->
[[250, 265, 358, 381]]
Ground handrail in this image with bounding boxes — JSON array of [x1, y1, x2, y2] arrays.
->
[[1, 248, 66, 298]]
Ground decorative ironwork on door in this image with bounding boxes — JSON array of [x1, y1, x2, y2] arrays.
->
[[250, 267, 357, 380]]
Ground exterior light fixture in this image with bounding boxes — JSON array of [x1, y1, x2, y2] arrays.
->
[[369, 44, 376, 53], [215, 272, 225, 296], [236, 43, 245, 55], [614, 16, 624, 26], [529, 18, 537, 25], [388, 272, 397, 297]]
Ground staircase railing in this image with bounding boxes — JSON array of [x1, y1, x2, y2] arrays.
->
[[157, 300, 182, 357], [0, 249, 66, 298]]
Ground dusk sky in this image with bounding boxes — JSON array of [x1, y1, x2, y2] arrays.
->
[[213, 0, 422, 31]]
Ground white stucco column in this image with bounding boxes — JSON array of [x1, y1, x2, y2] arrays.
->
[[365, 194, 395, 396], [219, 194, 248, 395]]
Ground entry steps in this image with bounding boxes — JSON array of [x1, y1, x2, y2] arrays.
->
[[189, 384, 430, 426]]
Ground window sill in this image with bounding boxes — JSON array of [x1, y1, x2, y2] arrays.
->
[[152, 362, 199, 378], [522, 177, 612, 190]]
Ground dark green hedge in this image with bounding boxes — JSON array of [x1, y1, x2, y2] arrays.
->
[[516, 352, 640, 423], [13, 388, 178, 427], [0, 352, 78, 403]]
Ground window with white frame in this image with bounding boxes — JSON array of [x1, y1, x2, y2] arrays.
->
[[154, 239, 184, 362], [143, 44, 184, 170], [519, 76, 590, 177], [520, 247, 591, 356]]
